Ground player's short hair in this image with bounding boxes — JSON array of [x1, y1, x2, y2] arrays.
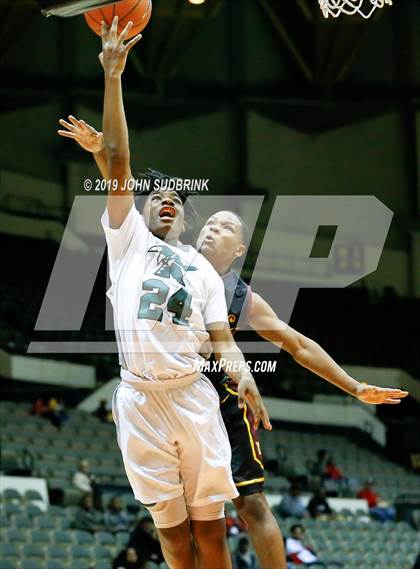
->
[[290, 524, 304, 534], [136, 168, 198, 223], [222, 210, 250, 246]]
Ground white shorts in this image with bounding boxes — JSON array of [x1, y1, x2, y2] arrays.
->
[[112, 372, 239, 508]]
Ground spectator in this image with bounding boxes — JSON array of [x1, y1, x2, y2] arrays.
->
[[324, 457, 349, 495], [105, 496, 133, 533], [93, 399, 113, 423], [30, 398, 48, 417], [45, 396, 69, 429], [286, 524, 319, 566], [73, 493, 104, 533], [357, 478, 396, 522], [305, 460, 321, 492], [277, 484, 309, 519], [113, 547, 145, 569], [233, 537, 258, 569], [128, 516, 164, 565], [312, 449, 328, 478], [73, 459, 96, 494], [307, 488, 333, 519], [226, 512, 247, 537]]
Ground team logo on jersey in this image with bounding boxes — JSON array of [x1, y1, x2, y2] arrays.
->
[[148, 245, 198, 286], [228, 314, 237, 324]]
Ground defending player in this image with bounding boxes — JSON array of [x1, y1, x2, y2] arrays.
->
[[61, 17, 271, 569], [196, 210, 409, 568]]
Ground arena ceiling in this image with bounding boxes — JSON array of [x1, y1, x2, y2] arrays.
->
[[2, 0, 420, 125], [1, 0, 419, 223]]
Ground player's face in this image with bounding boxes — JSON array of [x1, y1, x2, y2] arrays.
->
[[197, 211, 246, 267], [143, 191, 186, 242]]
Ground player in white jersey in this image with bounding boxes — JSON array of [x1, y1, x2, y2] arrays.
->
[[61, 17, 271, 569]]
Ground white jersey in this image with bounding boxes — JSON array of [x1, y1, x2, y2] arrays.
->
[[102, 204, 228, 381]]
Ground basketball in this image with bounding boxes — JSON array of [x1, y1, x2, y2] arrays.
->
[[84, 0, 152, 39]]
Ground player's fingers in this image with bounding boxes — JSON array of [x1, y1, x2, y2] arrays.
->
[[101, 20, 108, 39], [79, 120, 99, 136], [383, 398, 401, 404], [68, 115, 81, 127], [79, 119, 94, 132], [261, 406, 272, 431], [125, 33, 142, 52], [58, 119, 78, 132], [117, 20, 133, 46], [57, 130, 77, 139], [110, 15, 119, 37], [253, 412, 261, 431], [380, 388, 409, 397], [98, 52, 104, 66]]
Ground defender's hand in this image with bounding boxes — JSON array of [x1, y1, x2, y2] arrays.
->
[[58, 115, 104, 153], [237, 377, 272, 431], [99, 16, 142, 77], [356, 384, 409, 405]]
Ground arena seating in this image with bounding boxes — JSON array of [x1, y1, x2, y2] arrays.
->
[[258, 429, 420, 501], [1, 400, 419, 568]]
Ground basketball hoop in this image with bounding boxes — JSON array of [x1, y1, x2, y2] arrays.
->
[[319, 0, 393, 19], [37, 0, 117, 18]]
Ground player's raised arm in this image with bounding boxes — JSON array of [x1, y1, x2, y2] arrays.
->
[[247, 292, 409, 405], [100, 16, 142, 229], [207, 323, 272, 431]]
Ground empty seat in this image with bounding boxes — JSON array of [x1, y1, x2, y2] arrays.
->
[[74, 530, 94, 545], [71, 545, 92, 561], [94, 545, 113, 559], [0, 561, 15, 569], [45, 561, 66, 569], [20, 561, 43, 569], [4, 503, 22, 516], [12, 515, 33, 529], [48, 505, 67, 517], [29, 530, 51, 545], [53, 530, 73, 545], [48, 478, 69, 490], [3, 488, 22, 502], [24, 490, 43, 502], [36, 517, 56, 531], [58, 517, 71, 530], [0, 544, 20, 560], [21, 544, 45, 559], [48, 545, 69, 560], [6, 529, 28, 544], [95, 531, 115, 546], [26, 504, 44, 517], [95, 562, 113, 569]]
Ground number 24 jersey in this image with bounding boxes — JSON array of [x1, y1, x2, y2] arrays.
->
[[102, 204, 228, 382]]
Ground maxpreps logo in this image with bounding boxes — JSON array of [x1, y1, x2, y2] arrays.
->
[[28, 195, 394, 355]]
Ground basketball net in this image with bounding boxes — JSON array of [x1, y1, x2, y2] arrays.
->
[[319, 0, 393, 19]]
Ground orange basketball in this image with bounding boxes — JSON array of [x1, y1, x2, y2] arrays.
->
[[84, 0, 152, 39]]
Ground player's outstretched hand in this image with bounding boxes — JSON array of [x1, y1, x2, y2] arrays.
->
[[356, 384, 409, 405], [99, 16, 142, 77], [238, 377, 272, 431], [58, 115, 104, 153]]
